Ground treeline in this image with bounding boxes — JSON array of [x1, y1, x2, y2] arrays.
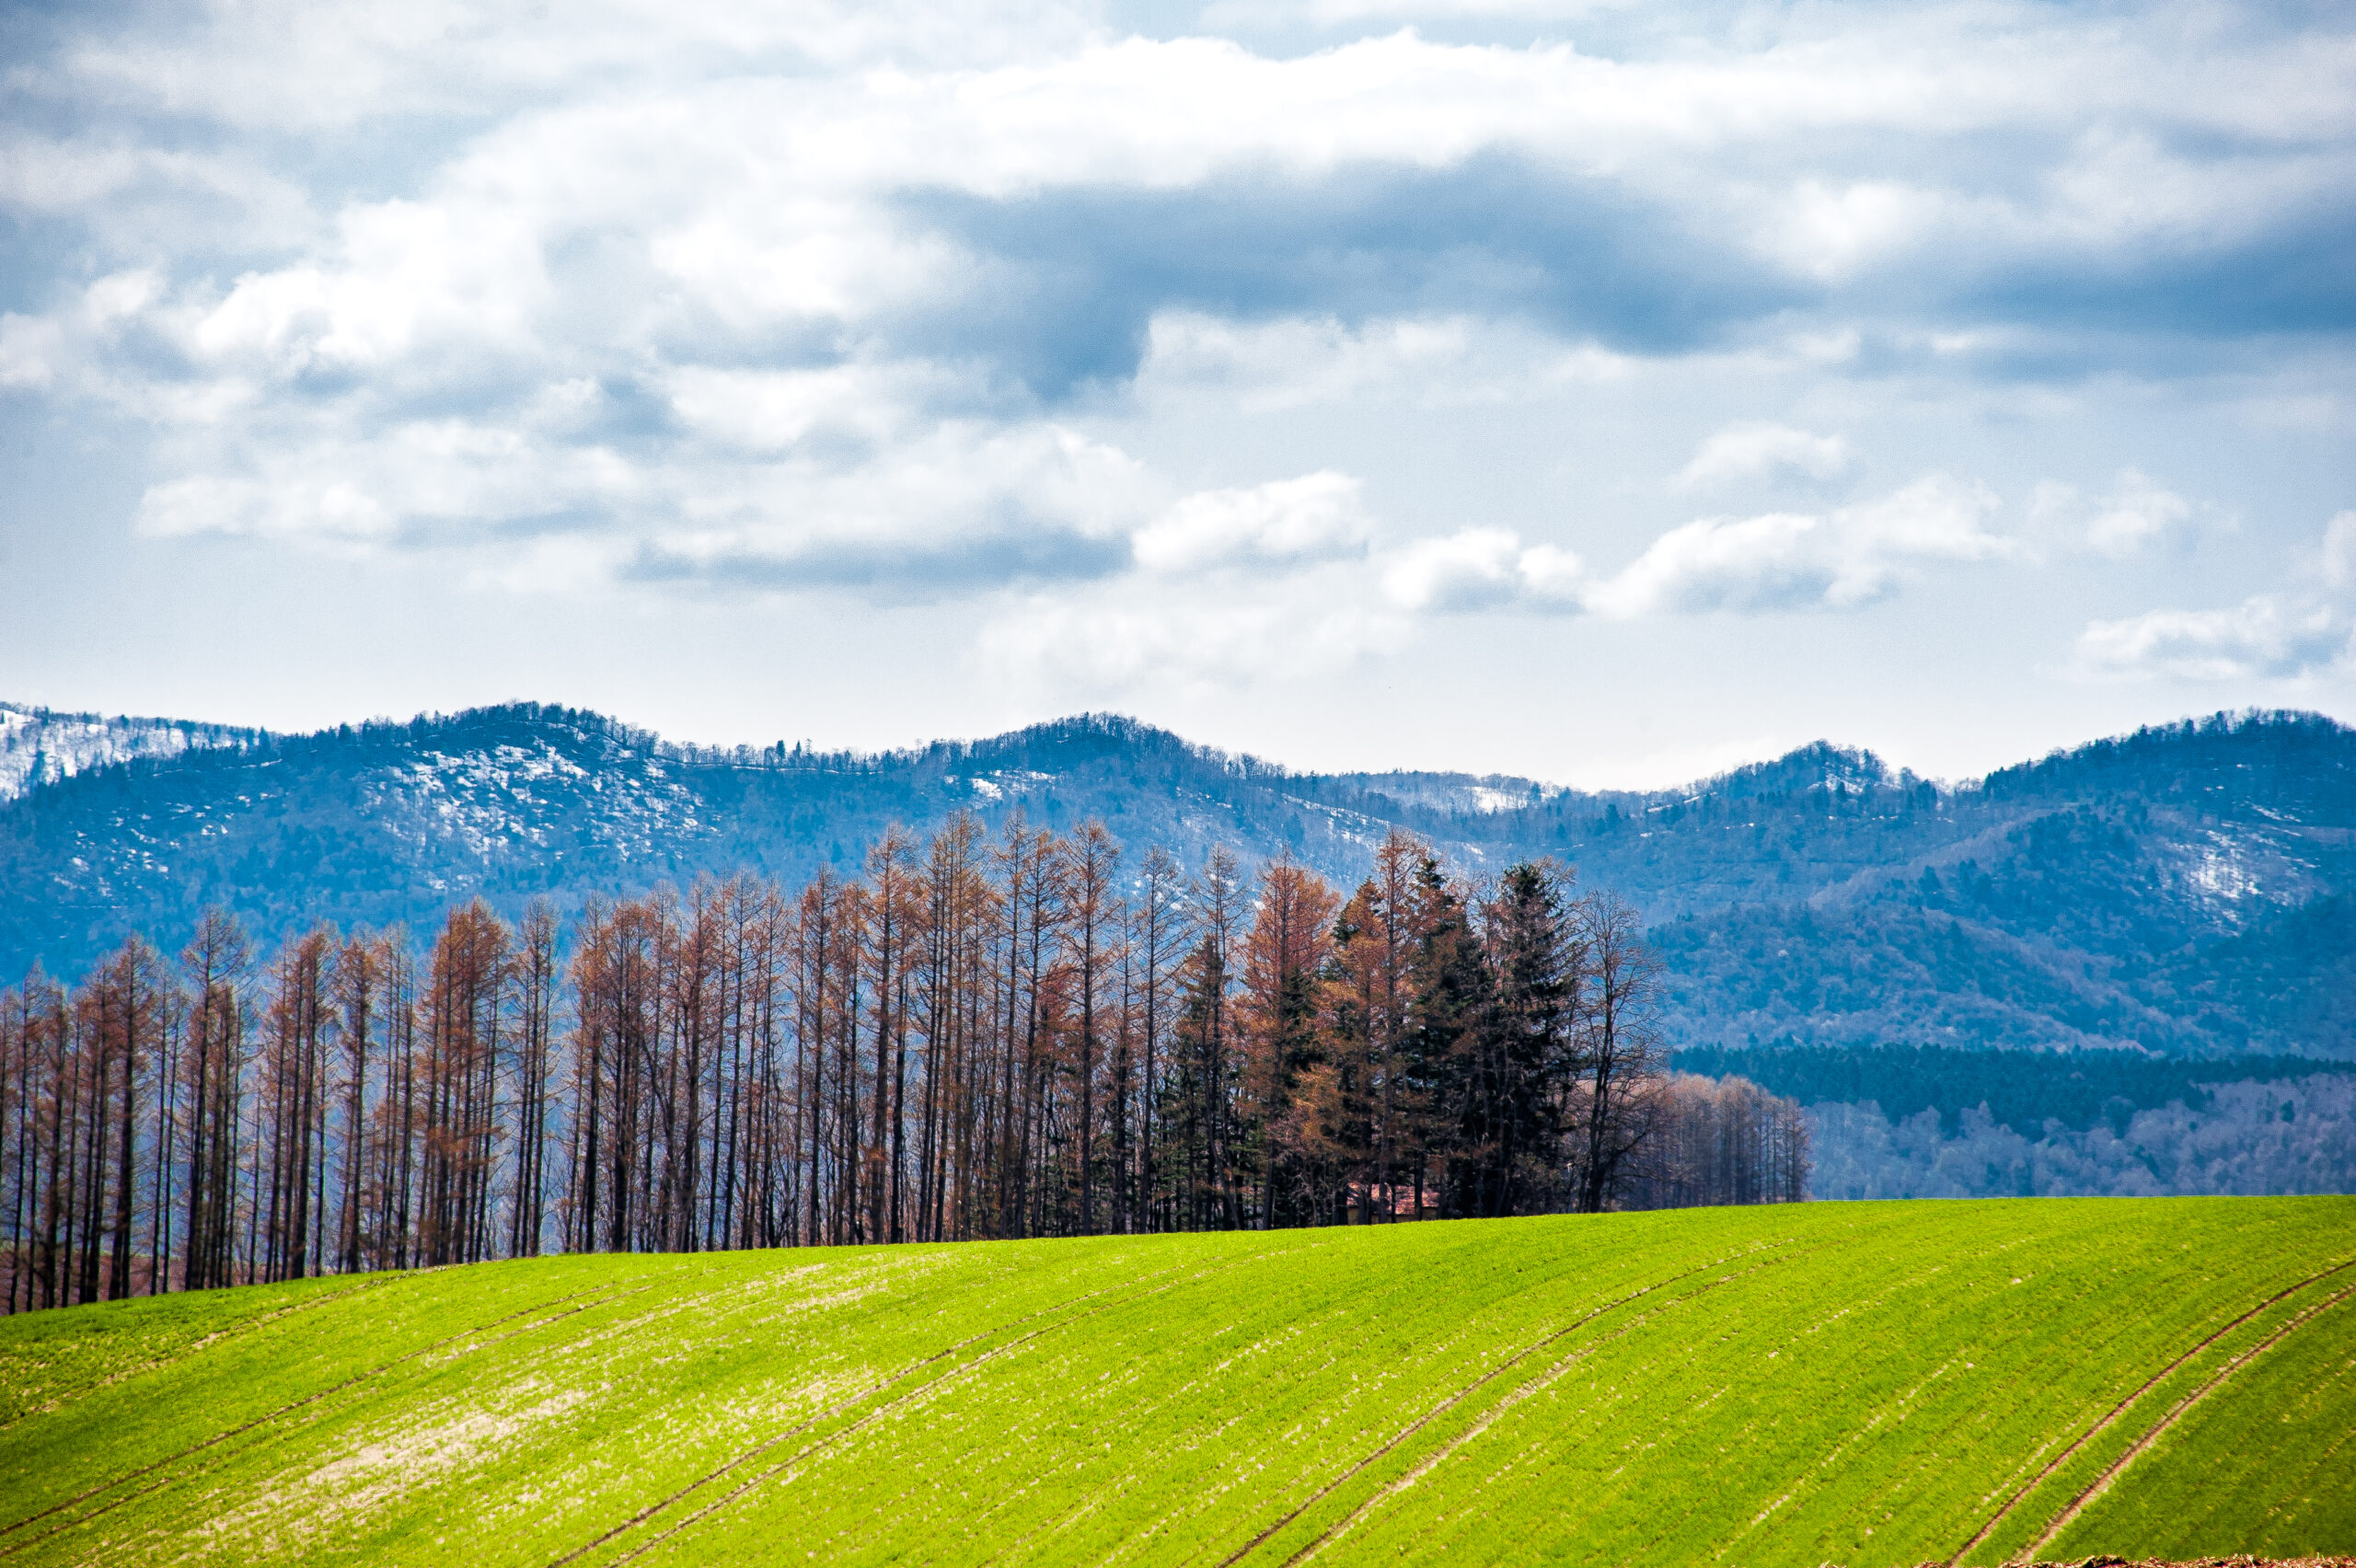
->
[[1808, 1074, 2356, 1200], [1669, 1043, 2356, 1136], [0, 822, 1807, 1313], [1621, 1074, 1811, 1209]]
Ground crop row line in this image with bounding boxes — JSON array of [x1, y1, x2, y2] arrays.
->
[[1947, 1250, 2356, 1566], [1288, 1244, 1816, 1566], [0, 1269, 408, 1440], [2017, 1271, 2356, 1562], [558, 1239, 1328, 1568], [0, 1274, 655, 1558], [1211, 1238, 1806, 1568]]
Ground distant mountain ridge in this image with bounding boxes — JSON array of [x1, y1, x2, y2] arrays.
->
[[3, 700, 2352, 1065], [0, 703, 262, 801]]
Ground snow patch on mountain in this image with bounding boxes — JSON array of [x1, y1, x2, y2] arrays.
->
[[0, 704, 261, 801], [1345, 772, 1559, 816], [352, 738, 713, 869]]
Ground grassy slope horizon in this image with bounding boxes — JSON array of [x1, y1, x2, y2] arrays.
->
[[3, 1200, 2352, 1567]]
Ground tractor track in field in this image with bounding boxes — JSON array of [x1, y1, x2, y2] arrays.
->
[[1271, 1243, 1818, 1568], [539, 1273, 1170, 1568], [0, 1268, 414, 1438], [2016, 1274, 2356, 1563], [0, 1276, 654, 1557], [557, 1239, 1332, 1568], [1208, 1238, 1809, 1568], [1947, 1253, 2356, 1567]]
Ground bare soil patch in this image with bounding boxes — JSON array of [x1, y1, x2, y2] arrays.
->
[[1896, 1559, 2356, 1567]]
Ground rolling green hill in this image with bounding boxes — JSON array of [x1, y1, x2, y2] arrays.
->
[[2, 1200, 2350, 1567]]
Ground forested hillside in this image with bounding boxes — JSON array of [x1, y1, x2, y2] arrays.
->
[[5, 703, 2351, 1062], [0, 705, 259, 802], [3, 701, 2352, 1210]]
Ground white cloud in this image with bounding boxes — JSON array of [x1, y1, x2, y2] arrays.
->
[[0, 133, 316, 260], [47, 0, 1098, 131], [1381, 527, 1584, 613], [184, 198, 550, 382], [1134, 472, 1372, 573], [2076, 596, 2347, 682], [133, 417, 642, 546], [3, 0, 2351, 725], [2075, 510, 2356, 682], [0, 313, 68, 392], [662, 361, 964, 453], [130, 408, 1156, 595], [979, 564, 1404, 696], [1588, 512, 1823, 617], [1131, 312, 1641, 428], [620, 421, 1153, 582], [0, 270, 170, 397], [2030, 468, 2203, 559], [2085, 470, 2196, 558], [1211, 0, 1633, 24], [2320, 510, 2356, 591], [16, 8, 2352, 410], [1671, 421, 1852, 492], [1763, 179, 1974, 284], [46, 2, 2345, 177], [1588, 474, 2009, 617], [980, 467, 2015, 701], [988, 465, 2015, 704]]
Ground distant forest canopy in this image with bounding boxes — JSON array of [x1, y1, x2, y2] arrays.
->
[[4, 702, 2352, 1066], [1681, 1043, 2356, 1201], [1807, 1075, 2356, 1202], [0, 824, 1808, 1314], [1670, 1043, 2356, 1139]]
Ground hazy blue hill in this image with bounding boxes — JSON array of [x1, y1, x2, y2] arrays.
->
[[2154, 893, 2356, 1054], [0, 707, 1460, 975], [4, 702, 2353, 1081]]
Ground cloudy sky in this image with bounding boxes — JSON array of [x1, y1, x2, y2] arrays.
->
[[3, 0, 2351, 786]]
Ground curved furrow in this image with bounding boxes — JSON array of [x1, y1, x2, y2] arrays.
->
[[1947, 1252, 2356, 1567], [1271, 1244, 1815, 1567], [580, 1241, 1327, 1568], [0, 1277, 654, 1557], [2017, 1276, 2356, 1563]]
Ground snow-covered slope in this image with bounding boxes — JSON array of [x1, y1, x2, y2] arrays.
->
[[0, 704, 261, 801]]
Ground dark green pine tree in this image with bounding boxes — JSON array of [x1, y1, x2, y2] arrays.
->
[[1465, 862, 1579, 1217], [1399, 853, 1484, 1218]]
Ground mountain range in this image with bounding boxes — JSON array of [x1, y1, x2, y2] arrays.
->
[[4, 699, 2352, 1077]]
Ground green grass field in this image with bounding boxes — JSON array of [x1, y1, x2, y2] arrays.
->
[[1, 1199, 2350, 1566]]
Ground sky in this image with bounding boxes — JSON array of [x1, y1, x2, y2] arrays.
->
[[2, 0, 2352, 789]]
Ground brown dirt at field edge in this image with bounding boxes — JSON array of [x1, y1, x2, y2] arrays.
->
[[1862, 1559, 2356, 1568], [2030, 1558, 2356, 1567]]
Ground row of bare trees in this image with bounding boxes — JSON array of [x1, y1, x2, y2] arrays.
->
[[1623, 1074, 1813, 1210], [0, 820, 1807, 1313]]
